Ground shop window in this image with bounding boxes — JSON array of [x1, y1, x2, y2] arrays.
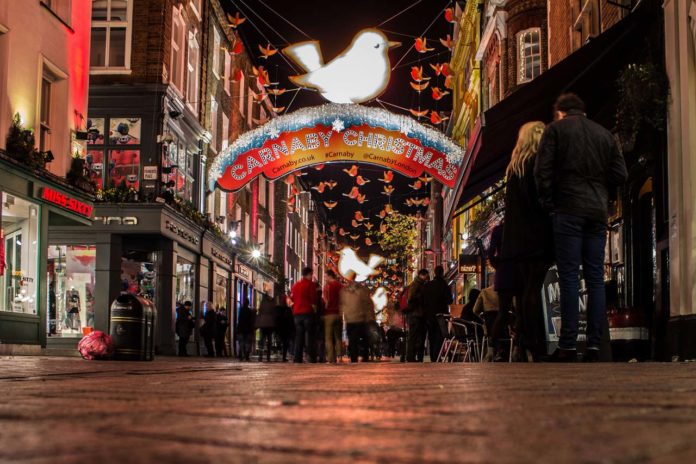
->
[[175, 257, 195, 304], [47, 245, 96, 337], [210, 96, 218, 151], [221, 112, 229, 151], [39, 75, 52, 153], [171, 6, 185, 93], [86, 118, 106, 189], [224, 51, 231, 95], [85, 117, 141, 190], [213, 270, 228, 311], [90, 0, 132, 72], [109, 149, 140, 190], [212, 27, 221, 79], [186, 31, 200, 113], [517, 28, 542, 84], [121, 251, 157, 302], [1, 193, 39, 315]]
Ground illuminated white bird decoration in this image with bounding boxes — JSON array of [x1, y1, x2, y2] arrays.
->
[[338, 247, 384, 282], [371, 287, 388, 312], [283, 29, 400, 104]]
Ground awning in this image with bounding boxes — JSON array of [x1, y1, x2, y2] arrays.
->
[[446, 3, 651, 222]]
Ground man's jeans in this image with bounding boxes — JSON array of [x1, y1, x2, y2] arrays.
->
[[294, 313, 317, 363], [323, 314, 343, 363], [552, 213, 607, 350]]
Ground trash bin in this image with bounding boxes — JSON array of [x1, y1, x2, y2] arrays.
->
[[110, 293, 155, 361]]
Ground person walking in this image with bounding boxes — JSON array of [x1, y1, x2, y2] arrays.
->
[[340, 277, 373, 363], [422, 265, 453, 361], [322, 270, 344, 363], [290, 267, 319, 363], [175, 301, 194, 357], [237, 298, 256, 361], [215, 307, 229, 357], [535, 93, 627, 362], [275, 295, 295, 362], [405, 269, 429, 362], [201, 304, 217, 357], [497, 121, 555, 362], [256, 294, 278, 362]]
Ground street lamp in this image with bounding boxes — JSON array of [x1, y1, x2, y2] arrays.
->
[[251, 249, 261, 259]]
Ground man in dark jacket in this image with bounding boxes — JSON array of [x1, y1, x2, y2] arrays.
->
[[175, 302, 195, 357], [423, 265, 453, 361], [201, 305, 217, 357], [215, 307, 229, 357], [534, 93, 627, 362], [237, 298, 256, 361], [406, 269, 429, 362]]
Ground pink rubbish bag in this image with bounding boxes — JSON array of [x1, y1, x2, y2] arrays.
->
[[77, 330, 115, 360]]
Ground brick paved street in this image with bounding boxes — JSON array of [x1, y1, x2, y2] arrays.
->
[[1, 357, 696, 463]]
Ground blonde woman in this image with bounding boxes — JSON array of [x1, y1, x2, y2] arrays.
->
[[492, 121, 554, 362]]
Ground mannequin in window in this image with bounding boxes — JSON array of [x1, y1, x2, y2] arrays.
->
[[48, 281, 57, 334], [66, 287, 81, 331]]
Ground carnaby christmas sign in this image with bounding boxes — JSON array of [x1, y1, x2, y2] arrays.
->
[[209, 104, 465, 192]]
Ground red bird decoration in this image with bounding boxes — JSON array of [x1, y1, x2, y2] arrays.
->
[[410, 81, 430, 92], [423, 197, 431, 206], [354, 211, 366, 222], [363, 222, 374, 230], [430, 110, 449, 125], [231, 68, 244, 82], [271, 106, 286, 113], [290, 185, 299, 196], [351, 219, 360, 228], [440, 34, 452, 50], [377, 209, 387, 219], [444, 7, 456, 23], [418, 175, 433, 184], [356, 194, 368, 204], [409, 180, 423, 190], [355, 175, 370, 186], [311, 182, 327, 193], [339, 228, 347, 236], [342, 186, 360, 199], [349, 234, 361, 241], [231, 39, 243, 55], [314, 164, 325, 171], [343, 165, 359, 177], [432, 87, 450, 101], [250, 90, 267, 103], [258, 43, 278, 59], [409, 108, 429, 118], [382, 185, 395, 195], [410, 66, 430, 82], [380, 224, 388, 233], [415, 37, 434, 53], [226, 12, 246, 28], [365, 238, 373, 246], [326, 180, 337, 190], [379, 171, 394, 183], [267, 87, 287, 96], [444, 74, 454, 90]]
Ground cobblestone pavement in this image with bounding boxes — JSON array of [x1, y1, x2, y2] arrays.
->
[[1, 357, 696, 463]]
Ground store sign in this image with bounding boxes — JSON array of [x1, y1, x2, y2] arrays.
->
[[39, 187, 93, 218], [143, 165, 158, 180], [93, 216, 138, 225], [214, 124, 459, 191], [236, 263, 252, 282], [212, 247, 233, 266], [165, 220, 200, 245], [459, 254, 480, 274]]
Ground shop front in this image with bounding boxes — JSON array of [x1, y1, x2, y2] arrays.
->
[[0, 153, 93, 353], [202, 232, 235, 356], [50, 202, 207, 355]]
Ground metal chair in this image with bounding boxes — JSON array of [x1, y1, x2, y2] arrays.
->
[[454, 318, 485, 362], [449, 320, 478, 362], [435, 314, 453, 362]]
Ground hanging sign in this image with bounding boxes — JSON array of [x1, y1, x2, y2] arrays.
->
[[459, 254, 481, 274], [209, 104, 465, 193]]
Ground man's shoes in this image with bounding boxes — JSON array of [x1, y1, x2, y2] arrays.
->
[[548, 348, 578, 363], [582, 349, 600, 363]]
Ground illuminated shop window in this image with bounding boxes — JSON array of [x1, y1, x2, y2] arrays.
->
[[90, 0, 133, 72], [85, 117, 141, 190], [517, 28, 542, 84], [1, 193, 39, 315]]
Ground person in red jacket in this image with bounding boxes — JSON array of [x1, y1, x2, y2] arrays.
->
[[322, 269, 344, 363], [291, 267, 319, 363]]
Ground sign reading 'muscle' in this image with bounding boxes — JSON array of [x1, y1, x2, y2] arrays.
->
[[39, 187, 93, 218]]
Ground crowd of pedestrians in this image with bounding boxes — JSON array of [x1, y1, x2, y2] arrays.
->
[[170, 94, 625, 364]]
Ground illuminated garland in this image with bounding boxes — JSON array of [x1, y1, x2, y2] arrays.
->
[[208, 103, 464, 190]]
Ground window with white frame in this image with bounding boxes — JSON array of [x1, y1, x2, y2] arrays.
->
[[517, 28, 542, 84], [190, 0, 202, 19], [210, 96, 218, 151], [238, 73, 245, 117], [212, 27, 221, 79], [170, 7, 185, 92], [186, 30, 200, 112], [224, 52, 231, 95], [221, 112, 229, 151], [39, 75, 52, 153], [90, 0, 132, 71]]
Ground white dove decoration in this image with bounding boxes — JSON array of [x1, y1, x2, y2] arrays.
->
[[283, 28, 401, 104], [371, 287, 388, 312], [338, 247, 384, 282]]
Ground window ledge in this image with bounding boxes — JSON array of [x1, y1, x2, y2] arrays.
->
[[40, 2, 74, 32], [90, 69, 133, 75]]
